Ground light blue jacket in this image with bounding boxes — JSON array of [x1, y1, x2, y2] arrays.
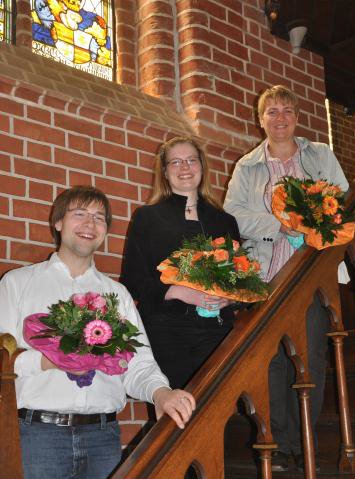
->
[[224, 137, 349, 278]]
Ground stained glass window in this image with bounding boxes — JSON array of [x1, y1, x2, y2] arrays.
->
[[0, 0, 13, 43], [31, 0, 113, 80]]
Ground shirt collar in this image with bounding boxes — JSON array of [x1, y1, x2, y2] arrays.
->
[[45, 252, 100, 280]]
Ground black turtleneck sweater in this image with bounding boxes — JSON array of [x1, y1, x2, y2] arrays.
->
[[120, 193, 240, 321]]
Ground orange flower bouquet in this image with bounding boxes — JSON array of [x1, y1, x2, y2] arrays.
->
[[157, 235, 269, 304], [272, 176, 355, 250]]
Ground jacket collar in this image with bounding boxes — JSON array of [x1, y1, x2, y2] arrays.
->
[[238, 136, 313, 167]]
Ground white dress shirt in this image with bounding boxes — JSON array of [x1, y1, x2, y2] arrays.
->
[[0, 253, 169, 413]]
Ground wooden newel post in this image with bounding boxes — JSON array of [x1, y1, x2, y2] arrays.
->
[[293, 383, 316, 479], [328, 331, 355, 472]]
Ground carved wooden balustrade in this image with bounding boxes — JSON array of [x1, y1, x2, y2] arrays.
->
[[0, 241, 354, 479], [113, 241, 355, 479]]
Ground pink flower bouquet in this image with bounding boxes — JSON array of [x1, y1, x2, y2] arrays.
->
[[23, 292, 143, 387]]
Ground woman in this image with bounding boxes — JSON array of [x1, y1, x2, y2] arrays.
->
[[224, 85, 349, 472], [121, 136, 240, 389]]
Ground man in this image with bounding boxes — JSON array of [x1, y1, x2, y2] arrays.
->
[[0, 185, 195, 479]]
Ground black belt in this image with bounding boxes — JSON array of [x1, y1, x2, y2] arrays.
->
[[18, 408, 116, 426]]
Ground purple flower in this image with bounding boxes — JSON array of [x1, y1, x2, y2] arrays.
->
[[84, 319, 112, 345]]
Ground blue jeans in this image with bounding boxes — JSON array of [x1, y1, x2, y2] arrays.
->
[[19, 410, 121, 479]]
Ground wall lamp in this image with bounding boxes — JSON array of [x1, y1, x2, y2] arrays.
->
[[288, 25, 308, 54]]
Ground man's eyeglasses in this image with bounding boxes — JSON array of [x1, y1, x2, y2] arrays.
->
[[68, 208, 107, 225], [166, 157, 200, 168]]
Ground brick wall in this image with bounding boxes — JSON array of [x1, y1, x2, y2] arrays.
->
[[1, 0, 354, 453]]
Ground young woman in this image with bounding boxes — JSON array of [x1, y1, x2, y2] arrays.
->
[[121, 136, 240, 389]]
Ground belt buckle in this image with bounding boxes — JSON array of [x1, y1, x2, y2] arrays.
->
[[57, 413, 73, 427]]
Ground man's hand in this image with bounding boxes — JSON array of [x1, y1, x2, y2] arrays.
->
[[153, 387, 196, 429]]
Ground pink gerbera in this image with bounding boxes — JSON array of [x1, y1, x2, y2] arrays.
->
[[84, 319, 112, 345]]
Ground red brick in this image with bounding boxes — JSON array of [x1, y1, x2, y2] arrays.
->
[[0, 114, 9, 132], [0, 153, 11, 172], [212, 49, 244, 70], [15, 158, 66, 184], [29, 182, 53, 202], [109, 219, 129, 236], [0, 133, 24, 155], [14, 119, 65, 147], [94, 141, 137, 164], [133, 401, 149, 421], [43, 94, 67, 110], [0, 238, 6, 256], [27, 142, 52, 162], [14, 86, 42, 103], [102, 113, 125, 128], [210, 18, 243, 43], [108, 198, 129, 217], [0, 195, 9, 215], [106, 161, 125, 180], [0, 97, 24, 116], [141, 186, 152, 203], [116, 403, 131, 421], [29, 223, 53, 243], [95, 177, 138, 201], [27, 105, 51, 124], [178, 0, 226, 20], [139, 152, 155, 170], [69, 171, 93, 186], [104, 127, 125, 145], [127, 167, 154, 186], [0, 218, 26, 239], [120, 423, 144, 447], [11, 242, 53, 263], [55, 149, 103, 174], [54, 113, 102, 139], [79, 106, 103, 122], [107, 236, 125, 255], [68, 134, 91, 153], [94, 253, 121, 275], [127, 134, 159, 155], [13, 199, 51, 222], [0, 78, 14, 95], [0, 174, 26, 196], [179, 42, 212, 61]]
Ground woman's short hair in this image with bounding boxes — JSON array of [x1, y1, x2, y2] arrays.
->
[[149, 136, 221, 209], [49, 185, 112, 247], [258, 85, 299, 118]]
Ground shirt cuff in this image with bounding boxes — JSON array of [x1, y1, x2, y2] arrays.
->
[[14, 349, 43, 377], [146, 380, 171, 404]]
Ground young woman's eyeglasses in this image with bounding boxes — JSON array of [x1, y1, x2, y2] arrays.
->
[[166, 157, 200, 168], [68, 208, 107, 225]]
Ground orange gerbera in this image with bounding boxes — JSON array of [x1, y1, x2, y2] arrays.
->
[[250, 261, 261, 272], [233, 255, 250, 272], [232, 240, 240, 251], [212, 249, 229, 262], [307, 180, 327, 194], [322, 196, 339, 216]]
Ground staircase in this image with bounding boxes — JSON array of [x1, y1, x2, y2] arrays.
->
[[224, 286, 355, 479]]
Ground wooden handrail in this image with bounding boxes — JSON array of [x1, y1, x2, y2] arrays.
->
[[0, 334, 23, 479], [113, 241, 355, 478]]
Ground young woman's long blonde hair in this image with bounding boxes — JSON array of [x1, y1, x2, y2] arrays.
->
[[149, 136, 221, 209]]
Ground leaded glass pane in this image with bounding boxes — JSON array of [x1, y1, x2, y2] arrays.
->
[[31, 0, 113, 80], [0, 0, 13, 43]]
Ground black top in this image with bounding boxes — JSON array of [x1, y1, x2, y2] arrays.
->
[[121, 193, 240, 321]]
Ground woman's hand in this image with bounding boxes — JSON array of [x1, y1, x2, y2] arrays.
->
[[165, 285, 231, 310], [280, 224, 302, 237], [153, 387, 196, 429]]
